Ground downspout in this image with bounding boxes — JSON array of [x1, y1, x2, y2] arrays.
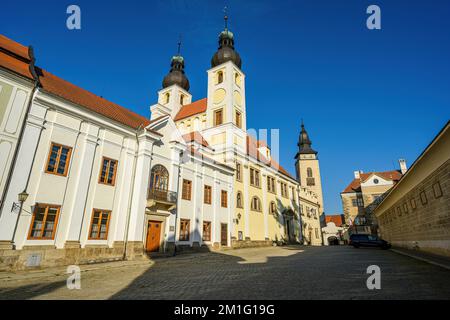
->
[[122, 125, 142, 260], [0, 46, 40, 217], [172, 150, 183, 256]]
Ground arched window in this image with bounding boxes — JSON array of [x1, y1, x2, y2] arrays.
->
[[150, 165, 169, 192], [307, 167, 313, 178], [217, 71, 223, 84], [269, 201, 276, 215], [179, 94, 184, 105], [165, 92, 170, 104], [235, 73, 240, 86], [251, 196, 262, 212], [236, 192, 243, 208]]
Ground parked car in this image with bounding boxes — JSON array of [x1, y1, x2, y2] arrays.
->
[[349, 234, 391, 249]]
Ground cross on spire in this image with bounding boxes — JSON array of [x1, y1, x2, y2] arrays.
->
[[177, 35, 182, 55], [223, 6, 228, 30]]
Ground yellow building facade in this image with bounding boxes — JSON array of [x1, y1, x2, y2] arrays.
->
[[151, 24, 323, 247]]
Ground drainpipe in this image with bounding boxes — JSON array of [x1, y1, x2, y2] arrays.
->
[[0, 46, 40, 217], [172, 150, 183, 256]]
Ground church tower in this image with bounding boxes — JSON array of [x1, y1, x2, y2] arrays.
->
[[150, 43, 192, 120], [295, 121, 325, 214], [202, 14, 247, 162]]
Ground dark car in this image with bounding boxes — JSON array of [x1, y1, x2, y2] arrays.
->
[[349, 234, 391, 249]]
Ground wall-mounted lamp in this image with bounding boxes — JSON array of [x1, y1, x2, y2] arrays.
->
[[12, 190, 29, 212]]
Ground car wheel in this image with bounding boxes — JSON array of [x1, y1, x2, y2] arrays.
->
[[353, 244, 359, 248]]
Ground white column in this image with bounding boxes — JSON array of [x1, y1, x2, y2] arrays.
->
[[192, 163, 203, 245], [243, 161, 250, 239], [127, 134, 154, 242], [0, 102, 47, 246], [262, 173, 268, 240], [110, 138, 137, 246], [62, 123, 99, 247]]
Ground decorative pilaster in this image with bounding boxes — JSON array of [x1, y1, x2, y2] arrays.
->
[[0, 102, 47, 247]]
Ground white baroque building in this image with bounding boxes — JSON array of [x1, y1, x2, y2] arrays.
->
[[0, 25, 323, 271]]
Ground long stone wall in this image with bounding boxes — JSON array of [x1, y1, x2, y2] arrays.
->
[[377, 160, 450, 257]]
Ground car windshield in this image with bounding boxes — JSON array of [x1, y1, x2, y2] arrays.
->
[[368, 235, 378, 241]]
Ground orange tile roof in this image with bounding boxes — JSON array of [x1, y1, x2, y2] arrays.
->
[[0, 34, 152, 130], [174, 98, 207, 121], [37, 68, 151, 129], [182, 131, 211, 148], [0, 34, 34, 80], [325, 214, 345, 227], [246, 135, 296, 181], [342, 170, 403, 193]]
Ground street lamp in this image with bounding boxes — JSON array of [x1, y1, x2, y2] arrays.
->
[[12, 190, 29, 212]]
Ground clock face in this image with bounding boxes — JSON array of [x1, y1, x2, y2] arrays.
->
[[213, 88, 226, 104], [373, 178, 379, 184]]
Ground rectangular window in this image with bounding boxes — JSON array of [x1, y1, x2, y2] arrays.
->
[[221, 190, 228, 208], [357, 197, 364, 207], [433, 182, 443, 199], [88, 209, 111, 240], [236, 162, 242, 181], [420, 191, 427, 205], [281, 182, 288, 198], [351, 198, 358, 207], [98, 157, 118, 186], [267, 176, 276, 193], [182, 179, 192, 200], [410, 198, 417, 209], [28, 204, 60, 240], [204, 185, 212, 204], [235, 111, 242, 128], [202, 221, 211, 241], [179, 219, 190, 241], [45, 143, 72, 176], [250, 168, 260, 187], [214, 109, 223, 126]]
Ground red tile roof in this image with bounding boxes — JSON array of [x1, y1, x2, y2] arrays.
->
[[182, 131, 211, 148], [37, 68, 151, 129], [325, 215, 345, 227], [174, 98, 207, 121], [0, 34, 34, 80], [246, 135, 295, 181], [342, 170, 403, 193], [0, 34, 152, 130]]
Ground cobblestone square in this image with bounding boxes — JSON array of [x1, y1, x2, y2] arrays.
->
[[1, 245, 449, 300]]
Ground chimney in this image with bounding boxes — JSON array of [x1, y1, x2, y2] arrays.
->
[[399, 159, 407, 175], [354, 170, 362, 179]]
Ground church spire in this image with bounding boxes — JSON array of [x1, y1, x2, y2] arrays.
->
[[162, 39, 190, 91], [297, 121, 317, 155], [211, 9, 242, 69]]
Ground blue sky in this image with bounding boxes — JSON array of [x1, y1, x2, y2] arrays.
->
[[1, 0, 449, 214]]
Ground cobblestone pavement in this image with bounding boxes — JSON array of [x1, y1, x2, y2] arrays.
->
[[1, 245, 450, 300]]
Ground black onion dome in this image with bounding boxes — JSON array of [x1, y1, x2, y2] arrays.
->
[[211, 29, 242, 69], [297, 122, 317, 155], [162, 55, 190, 91]]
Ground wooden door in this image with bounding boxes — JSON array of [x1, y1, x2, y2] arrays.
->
[[146, 220, 161, 252], [221, 223, 228, 246]]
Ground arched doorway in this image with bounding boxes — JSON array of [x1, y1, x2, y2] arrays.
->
[[282, 209, 295, 243], [328, 236, 339, 245]]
